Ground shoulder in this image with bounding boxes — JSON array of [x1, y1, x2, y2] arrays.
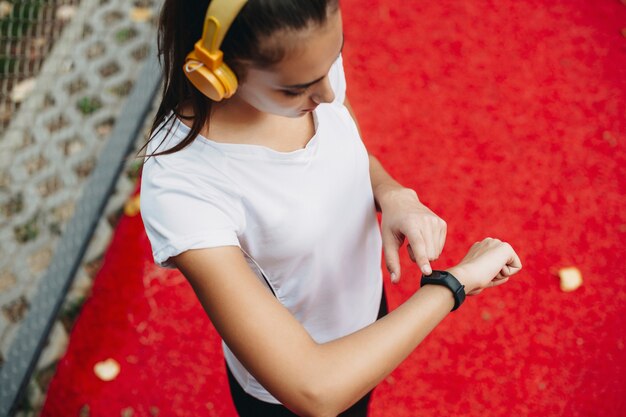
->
[[140, 116, 246, 267], [141, 129, 239, 207], [143, 115, 231, 179]]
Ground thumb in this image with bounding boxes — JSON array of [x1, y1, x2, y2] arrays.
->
[[382, 228, 402, 284], [498, 264, 512, 278], [498, 262, 518, 279]]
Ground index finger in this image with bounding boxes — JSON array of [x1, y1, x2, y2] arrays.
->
[[407, 231, 431, 275]]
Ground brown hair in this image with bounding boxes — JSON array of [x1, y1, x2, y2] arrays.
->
[[145, 0, 340, 157]]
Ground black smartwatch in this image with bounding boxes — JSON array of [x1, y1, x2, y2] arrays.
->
[[420, 270, 466, 311]]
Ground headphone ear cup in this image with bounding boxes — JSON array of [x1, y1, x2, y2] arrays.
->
[[183, 51, 239, 101], [213, 63, 238, 99], [184, 58, 226, 101]]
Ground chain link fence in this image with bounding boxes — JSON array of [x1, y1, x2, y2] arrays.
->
[[0, 0, 82, 131], [0, 0, 163, 415]]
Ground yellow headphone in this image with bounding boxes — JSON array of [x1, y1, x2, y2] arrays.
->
[[183, 0, 248, 101]]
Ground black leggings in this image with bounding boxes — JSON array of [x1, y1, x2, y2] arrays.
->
[[227, 290, 389, 417]]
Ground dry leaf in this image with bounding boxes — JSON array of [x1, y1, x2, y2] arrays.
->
[[558, 267, 583, 292], [30, 37, 47, 49], [94, 358, 121, 381], [124, 195, 141, 217], [56, 5, 76, 21], [0, 1, 13, 19], [130, 7, 153, 22], [10, 78, 36, 103]]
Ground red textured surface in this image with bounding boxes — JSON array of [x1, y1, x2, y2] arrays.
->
[[42, 0, 626, 416]]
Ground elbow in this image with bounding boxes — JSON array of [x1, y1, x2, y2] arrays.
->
[[285, 381, 344, 417]]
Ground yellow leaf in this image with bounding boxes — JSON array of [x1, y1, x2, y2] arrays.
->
[[130, 7, 153, 23], [0, 1, 13, 19], [11, 78, 36, 103], [94, 358, 120, 381], [124, 195, 141, 217], [558, 267, 583, 292], [56, 5, 76, 21]]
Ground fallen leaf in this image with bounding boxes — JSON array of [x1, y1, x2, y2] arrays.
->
[[124, 194, 141, 216], [94, 358, 120, 381], [56, 5, 76, 21], [130, 7, 153, 22], [30, 37, 47, 49], [558, 267, 583, 292], [10, 78, 37, 103], [0, 1, 13, 19]]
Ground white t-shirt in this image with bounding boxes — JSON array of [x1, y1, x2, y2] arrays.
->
[[140, 56, 383, 403]]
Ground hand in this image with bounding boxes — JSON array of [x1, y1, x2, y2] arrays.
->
[[378, 187, 447, 283], [446, 238, 522, 295]]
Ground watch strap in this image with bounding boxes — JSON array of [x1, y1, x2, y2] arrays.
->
[[420, 270, 466, 311]]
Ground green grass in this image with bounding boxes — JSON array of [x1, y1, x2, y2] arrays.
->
[[76, 96, 102, 115]]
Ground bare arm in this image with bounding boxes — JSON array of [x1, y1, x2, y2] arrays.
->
[[175, 246, 454, 417], [345, 98, 447, 279], [172, 101, 521, 416], [174, 238, 521, 417]]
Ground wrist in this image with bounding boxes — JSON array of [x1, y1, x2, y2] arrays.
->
[[446, 266, 471, 292], [375, 185, 417, 210], [414, 284, 455, 311], [421, 270, 466, 311]]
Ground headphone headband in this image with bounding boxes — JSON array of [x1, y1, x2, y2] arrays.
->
[[184, 0, 247, 101], [198, 0, 248, 64]]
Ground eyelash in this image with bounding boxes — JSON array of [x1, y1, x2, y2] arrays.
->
[[282, 89, 307, 97]]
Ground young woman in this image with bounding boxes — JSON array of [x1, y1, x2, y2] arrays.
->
[[140, 1, 522, 416]]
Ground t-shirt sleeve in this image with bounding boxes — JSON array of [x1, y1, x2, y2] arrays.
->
[[140, 145, 245, 268], [328, 54, 347, 105]]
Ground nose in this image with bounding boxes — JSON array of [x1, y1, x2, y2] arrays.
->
[[310, 76, 335, 104]]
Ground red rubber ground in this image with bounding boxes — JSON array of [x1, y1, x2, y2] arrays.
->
[[42, 1, 626, 416]]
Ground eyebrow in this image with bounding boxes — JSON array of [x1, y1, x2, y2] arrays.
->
[[281, 36, 345, 90]]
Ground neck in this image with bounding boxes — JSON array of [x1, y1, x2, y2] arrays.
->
[[213, 93, 270, 123]]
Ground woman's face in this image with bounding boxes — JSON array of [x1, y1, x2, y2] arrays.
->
[[234, 9, 344, 118]]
